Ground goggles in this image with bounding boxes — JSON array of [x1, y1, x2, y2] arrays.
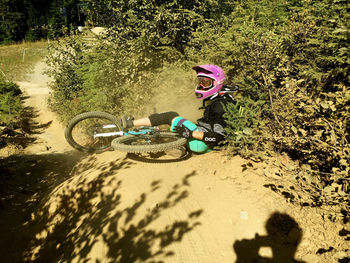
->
[[197, 77, 214, 90]]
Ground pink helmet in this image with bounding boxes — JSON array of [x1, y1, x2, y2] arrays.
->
[[193, 64, 226, 100]]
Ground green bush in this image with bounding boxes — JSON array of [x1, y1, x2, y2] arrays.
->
[[45, 37, 85, 120], [0, 81, 23, 125], [268, 2, 350, 205], [184, 0, 349, 210], [223, 97, 266, 158], [0, 81, 22, 96], [45, 32, 184, 122]]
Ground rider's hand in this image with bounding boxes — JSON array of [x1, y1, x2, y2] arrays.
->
[[174, 126, 193, 139]]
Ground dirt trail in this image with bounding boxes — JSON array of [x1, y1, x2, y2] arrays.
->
[[2, 63, 348, 263], [17, 62, 71, 154]]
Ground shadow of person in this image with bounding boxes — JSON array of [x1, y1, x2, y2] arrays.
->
[[233, 212, 305, 263]]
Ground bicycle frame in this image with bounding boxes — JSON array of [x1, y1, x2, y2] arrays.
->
[[93, 125, 157, 139]]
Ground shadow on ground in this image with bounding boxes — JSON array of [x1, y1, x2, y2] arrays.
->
[[233, 212, 304, 263], [0, 105, 53, 150], [0, 150, 86, 263], [126, 151, 192, 163], [20, 105, 53, 135], [1, 90, 203, 262], [22, 161, 202, 262]]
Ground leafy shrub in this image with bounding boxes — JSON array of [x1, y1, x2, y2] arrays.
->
[[45, 32, 184, 122], [185, 0, 349, 212], [45, 37, 85, 120], [0, 81, 22, 96], [268, 2, 350, 209], [273, 78, 350, 203], [224, 97, 266, 158], [0, 81, 23, 125]]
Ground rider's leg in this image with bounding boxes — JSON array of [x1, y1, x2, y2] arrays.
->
[[122, 111, 179, 128], [133, 117, 152, 127], [171, 117, 210, 153], [148, 111, 179, 126]]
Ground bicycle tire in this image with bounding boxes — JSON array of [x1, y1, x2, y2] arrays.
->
[[111, 132, 187, 153], [65, 111, 121, 153]]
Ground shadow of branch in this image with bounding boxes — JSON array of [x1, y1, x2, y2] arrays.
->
[[0, 151, 85, 262], [26, 165, 202, 263]]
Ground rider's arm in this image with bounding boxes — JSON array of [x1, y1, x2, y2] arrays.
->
[[192, 130, 204, 140], [192, 130, 225, 145]]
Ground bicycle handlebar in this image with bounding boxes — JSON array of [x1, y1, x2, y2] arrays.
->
[[223, 85, 239, 91]]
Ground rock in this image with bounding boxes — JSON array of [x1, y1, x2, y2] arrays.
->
[[334, 251, 348, 260], [302, 254, 319, 263], [240, 211, 248, 220], [258, 246, 273, 258]]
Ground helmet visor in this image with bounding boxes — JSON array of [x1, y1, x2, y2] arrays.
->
[[197, 77, 213, 90]]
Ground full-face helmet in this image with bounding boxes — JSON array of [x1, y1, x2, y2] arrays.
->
[[193, 64, 226, 100]]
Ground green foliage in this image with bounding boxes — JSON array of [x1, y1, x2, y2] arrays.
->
[[223, 98, 266, 158], [0, 81, 22, 95], [45, 32, 181, 122], [0, 0, 27, 43], [0, 0, 86, 43], [87, 0, 237, 54], [47, 0, 85, 38], [185, 0, 349, 209], [281, 1, 350, 94], [266, 0, 350, 204], [45, 37, 85, 119], [0, 81, 22, 125]]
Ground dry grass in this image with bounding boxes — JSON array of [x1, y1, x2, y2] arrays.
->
[[0, 40, 49, 81]]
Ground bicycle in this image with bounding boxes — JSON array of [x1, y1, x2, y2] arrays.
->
[[64, 112, 187, 154], [65, 85, 239, 155]]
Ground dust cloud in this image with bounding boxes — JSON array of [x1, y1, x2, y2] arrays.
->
[[143, 70, 203, 122]]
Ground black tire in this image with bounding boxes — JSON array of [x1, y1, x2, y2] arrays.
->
[[111, 132, 187, 153], [65, 111, 122, 153]]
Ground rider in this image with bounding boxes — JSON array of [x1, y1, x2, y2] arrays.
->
[[121, 64, 236, 154]]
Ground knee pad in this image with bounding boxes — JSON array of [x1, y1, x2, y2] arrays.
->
[[148, 111, 179, 126], [188, 139, 209, 153], [171, 117, 198, 132]]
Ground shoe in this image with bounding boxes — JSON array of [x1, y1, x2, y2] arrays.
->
[[121, 115, 134, 129], [165, 146, 187, 158]]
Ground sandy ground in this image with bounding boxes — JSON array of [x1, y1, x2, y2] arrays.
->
[[16, 62, 71, 154], [0, 62, 349, 263]]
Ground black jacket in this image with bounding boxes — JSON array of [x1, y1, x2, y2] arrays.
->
[[196, 91, 236, 145]]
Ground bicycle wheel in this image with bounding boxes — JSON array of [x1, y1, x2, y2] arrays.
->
[[65, 111, 122, 153], [111, 132, 187, 153]]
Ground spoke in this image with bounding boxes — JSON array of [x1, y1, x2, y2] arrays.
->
[[71, 117, 121, 150]]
